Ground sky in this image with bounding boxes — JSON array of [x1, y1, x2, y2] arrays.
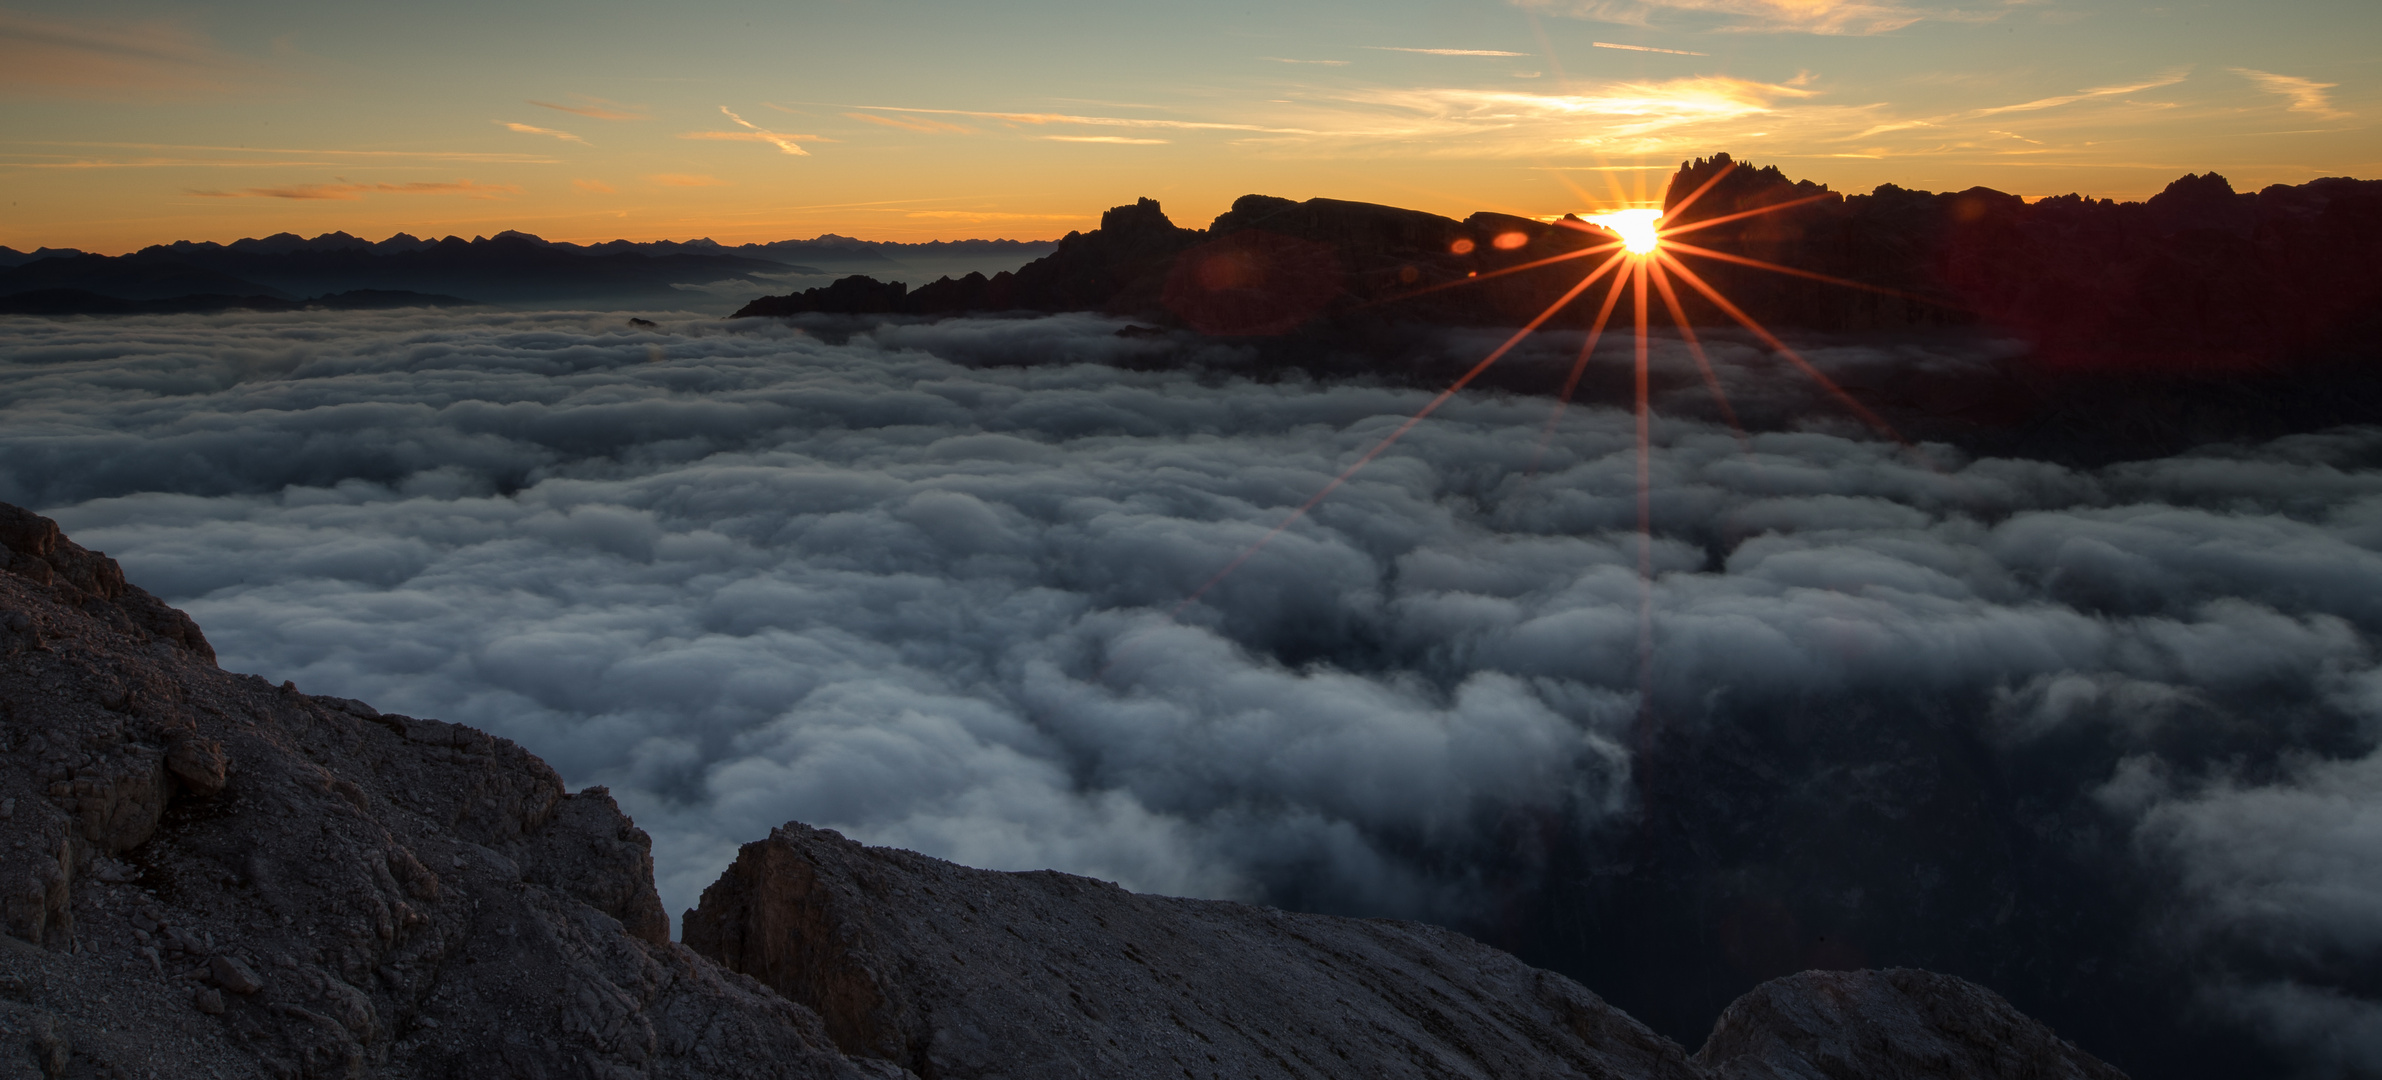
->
[[2, 0, 2375, 251]]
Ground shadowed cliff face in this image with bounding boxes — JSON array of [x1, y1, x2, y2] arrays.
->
[[683, 822, 2129, 1080], [0, 503, 862, 1079]]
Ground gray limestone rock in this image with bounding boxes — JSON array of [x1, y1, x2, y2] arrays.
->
[[0, 503, 861, 1080]]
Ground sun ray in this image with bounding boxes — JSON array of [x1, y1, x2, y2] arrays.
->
[[1655, 239, 1958, 308], [1656, 250, 1906, 443], [1660, 158, 1739, 222], [1631, 253, 1657, 740], [1654, 193, 1836, 240], [1527, 260, 1635, 476], [1378, 240, 1621, 305], [1171, 249, 1631, 615], [1648, 256, 1749, 445]]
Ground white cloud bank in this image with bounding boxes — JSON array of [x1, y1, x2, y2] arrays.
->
[[5, 308, 2381, 1070]]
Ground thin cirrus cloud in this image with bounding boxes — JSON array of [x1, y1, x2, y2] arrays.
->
[[2230, 68, 2350, 120], [844, 112, 976, 134], [1967, 70, 2191, 118], [530, 98, 646, 121], [1264, 57, 1350, 66], [1366, 46, 1531, 56], [572, 179, 616, 193], [845, 104, 1318, 135], [1337, 76, 1817, 150], [0, 8, 260, 97], [1041, 135, 1169, 144], [497, 121, 590, 146], [647, 173, 728, 187], [184, 179, 519, 200], [679, 107, 811, 155], [1593, 40, 1709, 55], [1515, 0, 1945, 36]]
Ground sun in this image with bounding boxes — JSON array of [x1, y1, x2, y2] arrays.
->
[[1165, 160, 1925, 727], [1584, 208, 1664, 255]]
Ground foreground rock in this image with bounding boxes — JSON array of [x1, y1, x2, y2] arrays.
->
[[687, 823, 2128, 1080], [0, 502, 860, 1078], [3, 499, 2124, 1078]]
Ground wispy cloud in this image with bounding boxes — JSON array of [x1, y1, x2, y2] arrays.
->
[[847, 105, 1315, 135], [844, 112, 975, 134], [690, 107, 810, 155], [572, 178, 616, 193], [2230, 68, 2349, 120], [1593, 40, 1709, 55], [497, 121, 589, 145], [530, 97, 644, 121], [1265, 57, 1350, 66], [1367, 46, 1531, 56], [8, 141, 556, 163], [1969, 71, 2190, 117], [1518, 0, 1951, 36], [648, 173, 728, 187], [1040, 135, 1170, 144], [186, 179, 519, 201], [0, 8, 261, 98]]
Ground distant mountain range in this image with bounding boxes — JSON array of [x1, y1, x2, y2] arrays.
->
[[0, 231, 1057, 312], [737, 157, 2382, 376]]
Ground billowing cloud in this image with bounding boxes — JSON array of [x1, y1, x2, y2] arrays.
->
[[5, 310, 2379, 1072]]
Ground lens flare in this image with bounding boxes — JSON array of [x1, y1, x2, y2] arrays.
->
[[1155, 159, 1946, 724], [1585, 208, 1664, 254]]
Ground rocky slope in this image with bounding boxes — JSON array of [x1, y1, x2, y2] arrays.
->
[[0, 502, 861, 1079], [683, 823, 2127, 1080], [1, 501, 2123, 1079]]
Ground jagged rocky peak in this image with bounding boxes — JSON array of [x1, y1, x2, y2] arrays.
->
[[2, 500, 2128, 1078]]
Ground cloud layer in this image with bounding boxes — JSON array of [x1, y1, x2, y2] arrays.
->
[[6, 308, 2380, 1072]]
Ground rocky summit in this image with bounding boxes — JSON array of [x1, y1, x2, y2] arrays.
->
[[0, 500, 2124, 1079]]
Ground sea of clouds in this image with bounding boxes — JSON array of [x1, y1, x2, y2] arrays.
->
[[5, 308, 2380, 1072]]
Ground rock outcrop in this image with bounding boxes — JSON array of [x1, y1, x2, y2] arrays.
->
[[0, 504, 861, 1079], [3, 501, 2126, 1078], [685, 823, 2129, 1080]]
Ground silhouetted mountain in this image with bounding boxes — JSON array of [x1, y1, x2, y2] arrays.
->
[[733, 158, 2382, 379], [0, 231, 1058, 311], [0, 288, 473, 316], [0, 245, 85, 268]]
